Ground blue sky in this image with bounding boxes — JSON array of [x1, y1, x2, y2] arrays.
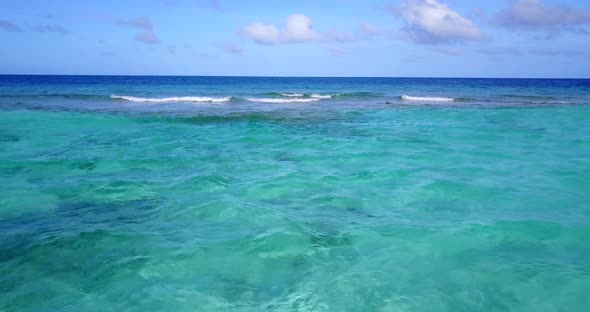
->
[[1, 0, 589, 77]]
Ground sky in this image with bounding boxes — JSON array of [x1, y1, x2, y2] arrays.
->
[[1, 0, 590, 77]]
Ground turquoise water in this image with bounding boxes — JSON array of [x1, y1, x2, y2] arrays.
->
[[1, 76, 590, 311]]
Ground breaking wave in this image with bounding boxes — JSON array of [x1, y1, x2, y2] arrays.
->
[[280, 93, 304, 97], [245, 98, 320, 103], [110, 95, 232, 103], [261, 92, 378, 100], [310, 94, 332, 99], [401, 95, 455, 102]]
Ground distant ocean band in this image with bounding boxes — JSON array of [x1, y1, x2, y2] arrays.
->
[[1, 75, 583, 109], [0, 92, 573, 105]]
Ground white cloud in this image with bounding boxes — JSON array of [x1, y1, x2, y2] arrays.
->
[[241, 15, 388, 45], [388, 0, 483, 44], [242, 22, 280, 44], [283, 14, 321, 42], [241, 14, 321, 45]]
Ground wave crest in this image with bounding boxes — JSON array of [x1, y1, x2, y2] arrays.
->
[[246, 98, 319, 103], [280, 93, 304, 97], [401, 95, 454, 102], [256, 92, 378, 100], [310, 94, 332, 99], [111, 95, 232, 103]]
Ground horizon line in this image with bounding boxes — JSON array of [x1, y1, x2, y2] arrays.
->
[[0, 74, 589, 80]]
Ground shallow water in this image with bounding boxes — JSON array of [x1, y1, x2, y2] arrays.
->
[[1, 76, 590, 311]]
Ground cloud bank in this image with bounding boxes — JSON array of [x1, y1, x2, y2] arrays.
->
[[495, 0, 590, 31], [387, 0, 483, 44]]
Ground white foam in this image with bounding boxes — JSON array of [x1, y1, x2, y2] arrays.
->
[[111, 95, 231, 103], [280, 93, 304, 97], [310, 94, 332, 99], [246, 98, 319, 103], [401, 95, 454, 102]]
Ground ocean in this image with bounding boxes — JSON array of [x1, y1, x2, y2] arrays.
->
[[1, 75, 590, 311]]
